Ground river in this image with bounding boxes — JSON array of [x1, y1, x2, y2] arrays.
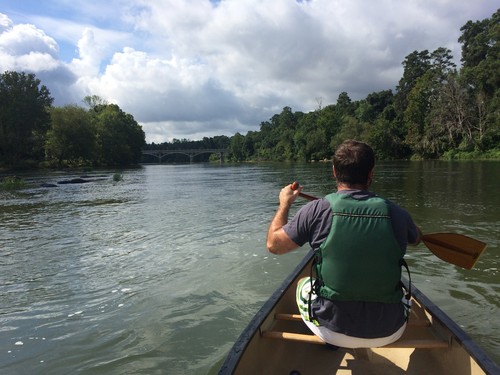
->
[[0, 161, 498, 374]]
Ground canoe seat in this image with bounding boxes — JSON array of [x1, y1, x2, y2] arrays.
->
[[262, 310, 449, 349]]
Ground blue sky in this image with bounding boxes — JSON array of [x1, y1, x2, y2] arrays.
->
[[1, 1, 497, 143]]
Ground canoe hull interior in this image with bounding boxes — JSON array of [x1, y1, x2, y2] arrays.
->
[[219, 251, 499, 375]]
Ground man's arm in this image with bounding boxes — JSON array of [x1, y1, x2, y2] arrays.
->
[[266, 184, 301, 255]]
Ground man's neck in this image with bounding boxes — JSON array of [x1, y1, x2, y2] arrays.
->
[[337, 182, 369, 191]]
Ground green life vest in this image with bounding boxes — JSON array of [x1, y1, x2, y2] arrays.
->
[[315, 192, 405, 304]]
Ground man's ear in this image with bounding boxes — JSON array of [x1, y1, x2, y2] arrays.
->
[[368, 168, 374, 179], [367, 168, 375, 186], [333, 165, 337, 177]]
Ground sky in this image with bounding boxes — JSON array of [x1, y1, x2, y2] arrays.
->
[[0, 1, 497, 143]]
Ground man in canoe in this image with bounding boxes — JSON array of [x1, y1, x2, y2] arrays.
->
[[267, 139, 423, 348]]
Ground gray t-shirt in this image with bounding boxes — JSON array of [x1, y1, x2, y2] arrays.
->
[[283, 190, 419, 338], [283, 190, 419, 250]]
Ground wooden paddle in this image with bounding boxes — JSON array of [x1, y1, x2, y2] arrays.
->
[[290, 182, 487, 269]]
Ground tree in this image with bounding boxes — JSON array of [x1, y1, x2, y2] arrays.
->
[[0, 71, 53, 165], [430, 47, 457, 81], [229, 132, 246, 161], [335, 92, 355, 117], [458, 10, 499, 150], [395, 50, 431, 116], [355, 90, 394, 123], [367, 117, 407, 159], [45, 105, 95, 166], [83, 94, 108, 111], [331, 116, 367, 151], [93, 104, 145, 165], [400, 48, 457, 156], [459, 14, 494, 70]]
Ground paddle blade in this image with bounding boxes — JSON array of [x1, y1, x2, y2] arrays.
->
[[422, 233, 487, 269]]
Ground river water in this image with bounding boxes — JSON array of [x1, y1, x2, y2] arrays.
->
[[0, 161, 498, 374]]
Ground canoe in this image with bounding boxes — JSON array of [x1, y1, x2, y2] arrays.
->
[[219, 250, 499, 375]]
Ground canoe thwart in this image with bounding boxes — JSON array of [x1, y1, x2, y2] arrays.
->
[[274, 313, 302, 321], [262, 330, 324, 344], [261, 330, 449, 349]]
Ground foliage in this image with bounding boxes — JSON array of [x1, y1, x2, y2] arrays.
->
[[441, 148, 500, 160], [92, 104, 146, 166], [204, 9, 498, 162], [0, 71, 54, 166], [0, 83, 145, 168], [148, 10, 497, 163], [1, 11, 498, 167], [459, 9, 500, 151], [0, 176, 25, 190], [45, 105, 95, 166]]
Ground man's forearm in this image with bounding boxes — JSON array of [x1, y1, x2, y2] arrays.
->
[[268, 204, 290, 235], [266, 204, 291, 254], [267, 184, 301, 254]]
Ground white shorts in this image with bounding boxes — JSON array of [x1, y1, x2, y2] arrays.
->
[[296, 277, 406, 348]]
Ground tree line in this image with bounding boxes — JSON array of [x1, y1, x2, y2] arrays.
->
[[1, 10, 498, 168], [0, 76, 145, 169], [147, 9, 499, 162]]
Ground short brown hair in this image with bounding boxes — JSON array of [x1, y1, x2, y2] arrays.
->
[[333, 140, 375, 185]]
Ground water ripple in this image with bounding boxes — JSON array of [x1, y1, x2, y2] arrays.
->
[[1, 162, 499, 374]]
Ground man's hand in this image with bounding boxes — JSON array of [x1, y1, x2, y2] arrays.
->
[[279, 183, 302, 208]]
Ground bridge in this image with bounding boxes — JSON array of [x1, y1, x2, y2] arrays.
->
[[141, 149, 229, 163]]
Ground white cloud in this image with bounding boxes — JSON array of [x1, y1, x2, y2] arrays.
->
[[0, 1, 498, 142], [0, 22, 58, 59], [0, 13, 13, 31], [0, 16, 77, 102], [71, 28, 106, 77]]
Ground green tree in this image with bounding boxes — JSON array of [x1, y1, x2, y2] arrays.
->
[[273, 106, 297, 160], [355, 90, 394, 123], [45, 105, 95, 166], [395, 50, 431, 116], [331, 116, 368, 151], [335, 92, 355, 117], [459, 12, 495, 70], [93, 104, 146, 166], [316, 104, 341, 149], [401, 48, 457, 156], [83, 94, 108, 110], [404, 72, 434, 155], [229, 132, 246, 161], [0, 71, 53, 165], [459, 9, 499, 150], [243, 131, 258, 159]]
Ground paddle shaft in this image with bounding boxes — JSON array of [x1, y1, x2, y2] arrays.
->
[[291, 181, 317, 201]]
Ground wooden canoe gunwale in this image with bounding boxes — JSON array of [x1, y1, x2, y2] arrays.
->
[[407, 276, 499, 374], [218, 250, 499, 375]]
